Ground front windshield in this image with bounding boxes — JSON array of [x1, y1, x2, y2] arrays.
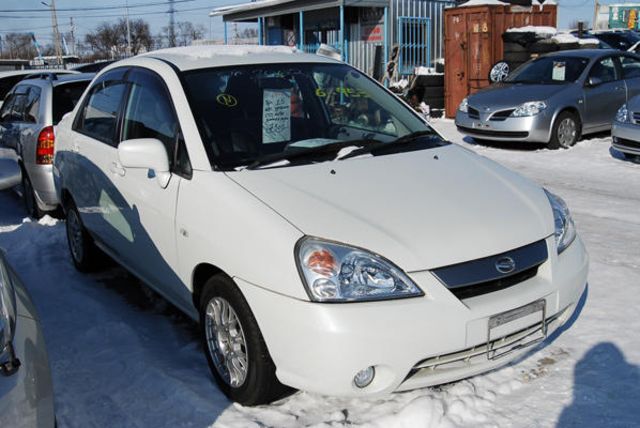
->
[[182, 63, 439, 169], [505, 56, 589, 84]]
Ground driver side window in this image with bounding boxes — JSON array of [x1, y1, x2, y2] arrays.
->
[[589, 57, 618, 83]]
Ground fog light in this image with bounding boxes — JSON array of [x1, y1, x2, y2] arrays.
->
[[353, 366, 375, 388]]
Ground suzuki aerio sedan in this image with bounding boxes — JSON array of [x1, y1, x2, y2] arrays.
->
[[54, 46, 588, 405]]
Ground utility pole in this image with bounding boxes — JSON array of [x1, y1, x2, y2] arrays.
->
[[168, 0, 176, 47], [42, 1, 63, 65], [593, 0, 599, 31], [125, 0, 131, 56], [69, 17, 76, 56]]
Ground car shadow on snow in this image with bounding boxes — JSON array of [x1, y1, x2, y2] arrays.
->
[[609, 147, 640, 164], [556, 342, 640, 428]]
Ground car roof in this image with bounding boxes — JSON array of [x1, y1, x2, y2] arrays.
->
[[0, 69, 77, 79], [14, 72, 95, 89], [52, 72, 95, 86], [543, 49, 622, 59], [136, 45, 340, 72]]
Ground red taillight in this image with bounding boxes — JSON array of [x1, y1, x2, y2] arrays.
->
[[36, 126, 55, 165]]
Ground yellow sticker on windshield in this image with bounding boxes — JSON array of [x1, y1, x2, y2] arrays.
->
[[216, 93, 238, 107]]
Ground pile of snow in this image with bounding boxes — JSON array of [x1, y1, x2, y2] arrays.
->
[[414, 66, 439, 76], [507, 26, 557, 38], [552, 33, 600, 46], [389, 78, 410, 90]]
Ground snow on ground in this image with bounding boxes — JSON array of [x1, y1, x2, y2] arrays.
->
[[1, 122, 639, 427]]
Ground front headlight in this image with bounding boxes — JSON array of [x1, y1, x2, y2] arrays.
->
[[0, 254, 17, 361], [459, 97, 469, 113], [296, 237, 424, 302], [512, 101, 547, 117], [545, 190, 576, 254], [615, 103, 629, 123]]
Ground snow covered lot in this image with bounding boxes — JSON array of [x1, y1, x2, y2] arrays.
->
[[1, 120, 639, 427]]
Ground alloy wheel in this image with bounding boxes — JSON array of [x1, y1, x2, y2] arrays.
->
[[557, 118, 577, 148], [205, 297, 249, 388]]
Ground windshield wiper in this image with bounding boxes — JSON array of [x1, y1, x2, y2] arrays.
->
[[245, 139, 381, 170], [337, 130, 446, 161]]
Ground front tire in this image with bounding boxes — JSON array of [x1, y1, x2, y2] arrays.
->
[[549, 111, 580, 150], [199, 275, 290, 405], [65, 199, 100, 272]]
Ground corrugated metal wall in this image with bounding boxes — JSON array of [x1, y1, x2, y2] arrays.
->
[[390, 0, 455, 63]]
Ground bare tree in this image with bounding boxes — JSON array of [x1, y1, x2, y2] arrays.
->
[[1, 33, 36, 59], [84, 18, 152, 59], [159, 21, 206, 47]]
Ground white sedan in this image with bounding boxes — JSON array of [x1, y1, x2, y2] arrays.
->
[[53, 45, 588, 405]]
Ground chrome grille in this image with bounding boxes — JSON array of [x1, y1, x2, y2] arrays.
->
[[431, 240, 548, 299], [490, 109, 515, 121]]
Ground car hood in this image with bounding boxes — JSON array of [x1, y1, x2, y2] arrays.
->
[[469, 83, 571, 110], [227, 145, 554, 271]]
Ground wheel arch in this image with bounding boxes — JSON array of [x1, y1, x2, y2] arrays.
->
[[192, 263, 233, 310], [548, 106, 583, 142]]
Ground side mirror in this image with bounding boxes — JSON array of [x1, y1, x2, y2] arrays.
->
[[587, 76, 603, 87], [118, 138, 171, 188], [0, 158, 21, 191]]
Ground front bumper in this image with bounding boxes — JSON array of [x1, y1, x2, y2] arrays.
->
[[455, 109, 554, 143], [238, 235, 588, 397], [612, 121, 640, 156]]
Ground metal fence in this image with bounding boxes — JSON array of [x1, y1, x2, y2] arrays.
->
[[397, 16, 431, 74], [389, 0, 454, 64]]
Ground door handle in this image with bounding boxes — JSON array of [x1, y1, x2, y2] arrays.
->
[[109, 162, 126, 177]]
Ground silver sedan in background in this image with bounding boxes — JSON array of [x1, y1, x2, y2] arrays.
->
[[612, 96, 640, 159], [0, 158, 55, 428], [456, 49, 640, 149]]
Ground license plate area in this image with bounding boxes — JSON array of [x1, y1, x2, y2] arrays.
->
[[487, 299, 547, 360]]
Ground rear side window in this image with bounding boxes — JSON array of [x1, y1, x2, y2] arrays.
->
[[1, 87, 28, 122], [0, 75, 26, 102], [24, 86, 41, 123], [75, 80, 127, 146], [53, 81, 90, 125]]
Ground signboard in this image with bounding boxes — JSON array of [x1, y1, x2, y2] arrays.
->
[[609, 5, 640, 30], [360, 9, 384, 43]]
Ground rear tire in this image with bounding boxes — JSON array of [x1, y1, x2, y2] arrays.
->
[[22, 173, 44, 219], [65, 199, 100, 272], [199, 275, 291, 405], [549, 111, 581, 150]]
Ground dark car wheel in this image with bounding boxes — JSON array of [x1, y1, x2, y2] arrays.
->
[[549, 111, 581, 150], [22, 173, 44, 219], [199, 274, 291, 405], [65, 199, 100, 272]]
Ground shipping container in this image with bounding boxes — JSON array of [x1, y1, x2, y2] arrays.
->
[[444, 3, 557, 118]]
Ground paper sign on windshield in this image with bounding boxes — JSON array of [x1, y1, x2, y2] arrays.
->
[[552, 62, 566, 81], [263, 89, 291, 144]]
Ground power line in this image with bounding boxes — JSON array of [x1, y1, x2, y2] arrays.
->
[[0, 0, 196, 13], [0, 6, 214, 20]]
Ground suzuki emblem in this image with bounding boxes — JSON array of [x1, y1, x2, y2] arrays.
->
[[495, 257, 516, 274]]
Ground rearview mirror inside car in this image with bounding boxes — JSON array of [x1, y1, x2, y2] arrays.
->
[[118, 138, 171, 188], [0, 158, 22, 191]]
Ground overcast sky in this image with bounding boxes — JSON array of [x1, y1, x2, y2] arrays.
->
[[0, 0, 597, 50]]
